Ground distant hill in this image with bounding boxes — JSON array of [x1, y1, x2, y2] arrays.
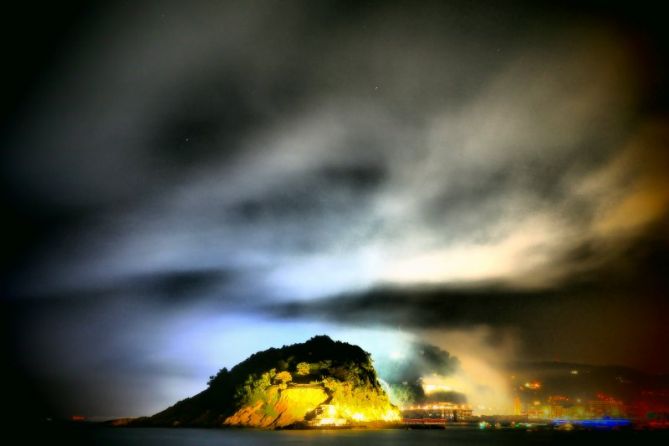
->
[[135, 335, 399, 428], [509, 360, 669, 412]]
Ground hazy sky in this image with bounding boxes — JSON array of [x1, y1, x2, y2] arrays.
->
[[2, 0, 668, 419]]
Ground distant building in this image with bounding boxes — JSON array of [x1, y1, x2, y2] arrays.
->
[[588, 396, 624, 418], [401, 402, 473, 424], [525, 394, 627, 420]]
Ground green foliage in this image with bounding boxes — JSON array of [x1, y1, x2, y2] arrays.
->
[[324, 377, 396, 415], [296, 362, 311, 376], [275, 371, 292, 383], [260, 387, 280, 417], [235, 369, 276, 405]]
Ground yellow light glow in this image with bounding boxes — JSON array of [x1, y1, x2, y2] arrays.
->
[[318, 417, 346, 426], [421, 377, 454, 395], [381, 215, 560, 286], [352, 412, 365, 421], [382, 409, 400, 422], [316, 402, 399, 425]]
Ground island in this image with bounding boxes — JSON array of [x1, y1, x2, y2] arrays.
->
[[133, 335, 399, 429]]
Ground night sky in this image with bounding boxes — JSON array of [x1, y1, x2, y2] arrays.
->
[[2, 0, 668, 420]]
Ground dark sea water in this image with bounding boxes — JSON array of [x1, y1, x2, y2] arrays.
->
[[38, 426, 669, 445]]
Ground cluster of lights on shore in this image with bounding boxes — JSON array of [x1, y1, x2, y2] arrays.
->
[[316, 404, 400, 426], [402, 403, 472, 411]]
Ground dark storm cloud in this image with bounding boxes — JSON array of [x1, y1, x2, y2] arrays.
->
[[97, 269, 245, 306], [141, 269, 234, 303], [228, 164, 386, 222], [267, 284, 559, 328], [266, 273, 665, 339]]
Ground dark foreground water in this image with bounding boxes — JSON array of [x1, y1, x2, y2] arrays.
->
[[35, 426, 669, 445]]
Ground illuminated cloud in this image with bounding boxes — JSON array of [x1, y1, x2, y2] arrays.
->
[[14, 27, 659, 300]]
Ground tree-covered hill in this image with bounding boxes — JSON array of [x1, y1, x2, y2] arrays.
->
[[135, 335, 398, 428]]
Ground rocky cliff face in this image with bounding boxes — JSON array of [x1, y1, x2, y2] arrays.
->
[[139, 335, 399, 428], [225, 385, 329, 428]]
